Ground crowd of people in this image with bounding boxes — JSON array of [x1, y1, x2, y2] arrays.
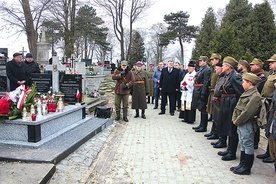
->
[[112, 54, 276, 175]]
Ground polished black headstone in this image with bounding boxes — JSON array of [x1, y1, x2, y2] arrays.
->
[[59, 74, 82, 104], [0, 76, 7, 91], [31, 73, 52, 93]]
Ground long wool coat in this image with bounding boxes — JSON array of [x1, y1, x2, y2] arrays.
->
[[146, 70, 154, 96], [131, 70, 149, 110]]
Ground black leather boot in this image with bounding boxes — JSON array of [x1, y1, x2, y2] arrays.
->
[[218, 150, 229, 156], [204, 122, 216, 137], [151, 97, 154, 104], [147, 96, 150, 103], [221, 137, 238, 161], [233, 154, 254, 175], [195, 113, 208, 132], [192, 125, 202, 130], [134, 109, 139, 118], [141, 110, 146, 119], [254, 127, 260, 149], [204, 132, 213, 137], [207, 134, 219, 140], [213, 135, 227, 148], [123, 109, 129, 122], [230, 151, 245, 171], [256, 144, 270, 159], [115, 111, 120, 121]]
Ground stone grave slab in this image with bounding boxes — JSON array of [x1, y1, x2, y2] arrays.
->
[[0, 162, 55, 184]]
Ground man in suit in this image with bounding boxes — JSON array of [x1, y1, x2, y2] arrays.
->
[[159, 60, 180, 116]]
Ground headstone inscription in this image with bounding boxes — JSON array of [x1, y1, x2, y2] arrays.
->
[[59, 74, 82, 104], [0, 76, 7, 91], [30, 73, 52, 93]]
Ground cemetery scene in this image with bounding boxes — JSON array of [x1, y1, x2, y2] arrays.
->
[[1, 0, 276, 183]]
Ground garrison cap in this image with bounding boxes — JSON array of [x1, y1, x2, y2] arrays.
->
[[198, 56, 208, 61], [238, 60, 250, 69], [121, 60, 128, 66], [210, 53, 222, 60], [250, 58, 263, 68], [135, 61, 143, 67], [267, 54, 276, 62], [223, 56, 238, 67], [242, 73, 261, 85]]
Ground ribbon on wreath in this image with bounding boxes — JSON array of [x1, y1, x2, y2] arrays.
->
[[17, 86, 32, 110]]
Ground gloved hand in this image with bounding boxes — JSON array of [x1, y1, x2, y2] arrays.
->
[[121, 70, 126, 77], [200, 95, 205, 101]]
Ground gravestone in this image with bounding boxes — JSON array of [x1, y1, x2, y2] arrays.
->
[[82, 59, 92, 67], [30, 73, 52, 93], [45, 56, 66, 92], [59, 74, 82, 104], [75, 62, 86, 93], [37, 26, 50, 65], [0, 76, 7, 91]]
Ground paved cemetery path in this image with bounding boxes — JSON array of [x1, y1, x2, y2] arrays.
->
[[49, 102, 275, 184]]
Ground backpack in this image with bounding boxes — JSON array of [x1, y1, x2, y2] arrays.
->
[[255, 98, 270, 128]]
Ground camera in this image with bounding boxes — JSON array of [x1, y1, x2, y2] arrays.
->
[[121, 70, 126, 76]]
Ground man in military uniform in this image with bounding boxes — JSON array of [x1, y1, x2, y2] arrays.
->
[[250, 58, 267, 149], [132, 61, 149, 119], [216, 56, 244, 161], [192, 56, 211, 132], [205, 53, 221, 139], [112, 60, 135, 122], [237, 60, 250, 76], [256, 54, 276, 163]]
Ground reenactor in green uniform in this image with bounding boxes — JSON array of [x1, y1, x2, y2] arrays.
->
[[146, 64, 155, 104], [237, 60, 250, 76], [112, 60, 135, 122], [256, 54, 276, 163], [231, 73, 262, 175], [205, 53, 221, 139], [132, 61, 149, 119]]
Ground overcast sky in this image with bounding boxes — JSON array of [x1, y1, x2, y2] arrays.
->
[[0, 0, 266, 61]]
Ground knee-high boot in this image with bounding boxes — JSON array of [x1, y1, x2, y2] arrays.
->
[[195, 113, 208, 132], [123, 109, 128, 122], [222, 137, 238, 161], [234, 154, 254, 175], [134, 109, 139, 118], [147, 96, 150, 103], [230, 151, 245, 171], [141, 110, 146, 119], [115, 111, 120, 121], [254, 127, 260, 149]]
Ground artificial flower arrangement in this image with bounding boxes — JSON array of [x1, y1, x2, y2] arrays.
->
[[0, 83, 37, 122], [36, 87, 59, 112]]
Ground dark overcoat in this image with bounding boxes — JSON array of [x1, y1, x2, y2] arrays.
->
[[159, 67, 179, 93], [217, 70, 244, 136], [191, 65, 211, 110], [6, 59, 29, 91], [112, 66, 134, 95], [131, 70, 149, 110]]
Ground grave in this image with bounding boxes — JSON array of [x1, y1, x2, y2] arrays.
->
[[59, 74, 82, 104]]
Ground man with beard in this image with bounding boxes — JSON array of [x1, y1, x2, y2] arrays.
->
[[237, 60, 250, 76], [216, 56, 244, 161], [112, 60, 135, 122]]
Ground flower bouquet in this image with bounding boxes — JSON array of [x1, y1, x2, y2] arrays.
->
[[0, 83, 37, 122]]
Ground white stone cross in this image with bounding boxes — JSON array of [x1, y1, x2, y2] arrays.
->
[[45, 56, 66, 92]]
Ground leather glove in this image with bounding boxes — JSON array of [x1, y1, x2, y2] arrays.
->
[[200, 95, 205, 101], [121, 70, 126, 77]]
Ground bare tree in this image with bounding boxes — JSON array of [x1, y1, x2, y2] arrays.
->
[[93, 0, 151, 61], [93, 0, 126, 60], [0, 0, 51, 60]]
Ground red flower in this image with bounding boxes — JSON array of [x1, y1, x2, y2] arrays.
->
[[182, 81, 187, 86], [0, 98, 11, 115]]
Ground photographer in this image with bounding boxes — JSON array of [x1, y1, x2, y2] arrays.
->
[[112, 60, 135, 122]]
